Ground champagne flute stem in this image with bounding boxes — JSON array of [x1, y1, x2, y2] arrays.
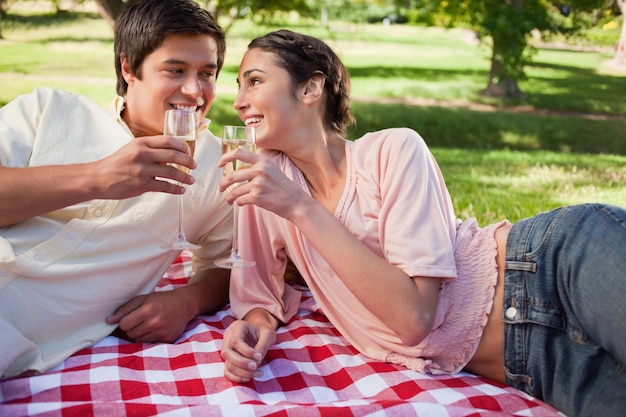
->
[[229, 203, 242, 261], [176, 193, 186, 243]]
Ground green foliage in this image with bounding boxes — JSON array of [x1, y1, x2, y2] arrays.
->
[[303, 0, 381, 24], [406, 3, 447, 27], [584, 25, 621, 46], [235, 0, 314, 23], [421, 0, 609, 97], [0, 0, 15, 16], [1, 7, 624, 224]]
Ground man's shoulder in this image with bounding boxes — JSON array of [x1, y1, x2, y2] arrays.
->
[[198, 125, 221, 148], [13, 87, 107, 114], [2, 87, 114, 127], [29, 87, 89, 102]]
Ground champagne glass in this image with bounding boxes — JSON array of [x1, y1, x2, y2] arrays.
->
[[214, 125, 256, 268], [161, 109, 201, 251]]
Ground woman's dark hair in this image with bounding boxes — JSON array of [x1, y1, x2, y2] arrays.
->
[[114, 0, 226, 96], [248, 30, 355, 135]]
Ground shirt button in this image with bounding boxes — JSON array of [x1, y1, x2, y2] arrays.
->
[[67, 231, 77, 239], [505, 307, 517, 319], [33, 253, 43, 262], [94, 210, 103, 217]]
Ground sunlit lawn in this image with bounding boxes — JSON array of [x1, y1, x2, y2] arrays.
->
[[1, 3, 624, 224]]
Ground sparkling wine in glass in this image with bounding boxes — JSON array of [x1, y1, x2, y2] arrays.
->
[[214, 125, 256, 268], [161, 109, 200, 251]]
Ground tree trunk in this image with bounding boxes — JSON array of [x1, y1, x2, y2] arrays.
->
[[482, 42, 526, 100], [93, 0, 132, 27], [614, 0, 626, 66], [479, 0, 527, 100]]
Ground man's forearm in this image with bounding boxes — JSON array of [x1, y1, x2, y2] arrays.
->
[[187, 268, 230, 315], [0, 165, 97, 227]]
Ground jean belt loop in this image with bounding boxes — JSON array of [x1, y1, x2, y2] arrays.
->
[[505, 261, 536, 272]]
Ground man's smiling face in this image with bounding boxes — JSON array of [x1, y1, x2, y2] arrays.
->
[[121, 33, 219, 137]]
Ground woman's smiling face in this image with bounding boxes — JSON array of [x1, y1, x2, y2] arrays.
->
[[233, 48, 303, 151]]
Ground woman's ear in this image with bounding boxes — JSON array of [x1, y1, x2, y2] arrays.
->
[[301, 74, 325, 104]]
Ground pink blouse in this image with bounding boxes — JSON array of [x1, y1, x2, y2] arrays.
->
[[230, 128, 508, 374]]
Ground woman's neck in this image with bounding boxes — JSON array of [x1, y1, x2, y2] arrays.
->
[[290, 134, 347, 213]]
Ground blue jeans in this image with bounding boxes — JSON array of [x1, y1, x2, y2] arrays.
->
[[504, 204, 626, 417]]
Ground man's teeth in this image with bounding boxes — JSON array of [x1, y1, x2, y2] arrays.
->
[[173, 105, 197, 111], [245, 117, 263, 125]]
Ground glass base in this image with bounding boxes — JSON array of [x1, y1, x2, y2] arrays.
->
[[161, 239, 201, 251], [214, 257, 256, 269]]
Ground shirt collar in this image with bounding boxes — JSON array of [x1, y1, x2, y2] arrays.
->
[[110, 96, 133, 136]]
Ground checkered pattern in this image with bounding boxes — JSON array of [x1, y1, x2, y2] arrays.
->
[[0, 252, 560, 416]]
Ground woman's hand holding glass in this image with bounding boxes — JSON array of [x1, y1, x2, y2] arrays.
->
[[218, 149, 314, 222], [214, 125, 257, 268]]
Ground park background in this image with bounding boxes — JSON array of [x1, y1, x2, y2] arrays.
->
[[1, 0, 624, 225]]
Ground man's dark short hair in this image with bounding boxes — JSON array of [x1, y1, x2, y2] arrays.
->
[[114, 0, 226, 96]]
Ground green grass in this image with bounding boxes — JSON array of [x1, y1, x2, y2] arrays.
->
[[1, 4, 625, 225], [437, 149, 626, 223]]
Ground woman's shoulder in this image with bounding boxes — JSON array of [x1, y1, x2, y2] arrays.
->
[[357, 127, 425, 145], [352, 127, 429, 157]]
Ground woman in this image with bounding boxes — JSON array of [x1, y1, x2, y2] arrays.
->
[[218, 30, 626, 417]]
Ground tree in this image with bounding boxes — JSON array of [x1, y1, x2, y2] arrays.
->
[[92, 0, 235, 29], [435, 0, 607, 100], [92, 0, 311, 31], [93, 0, 134, 27], [614, 0, 626, 65], [0, 0, 14, 39]]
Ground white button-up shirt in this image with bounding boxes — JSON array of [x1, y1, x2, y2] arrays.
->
[[0, 88, 232, 378]]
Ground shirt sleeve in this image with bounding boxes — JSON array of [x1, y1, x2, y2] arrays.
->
[[356, 128, 458, 279], [0, 89, 43, 168], [229, 201, 302, 323]]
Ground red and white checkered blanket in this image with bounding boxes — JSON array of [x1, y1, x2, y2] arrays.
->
[[0, 252, 560, 416]]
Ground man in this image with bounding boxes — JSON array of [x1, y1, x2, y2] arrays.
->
[[0, 0, 231, 379]]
